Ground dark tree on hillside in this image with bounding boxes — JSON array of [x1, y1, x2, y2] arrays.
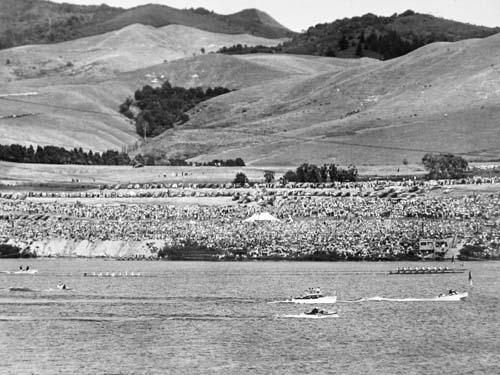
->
[[283, 170, 297, 182], [121, 81, 231, 138], [359, 31, 365, 44], [422, 153, 468, 179], [296, 163, 322, 183], [234, 158, 245, 167], [338, 35, 349, 50], [324, 47, 336, 57], [233, 172, 249, 185], [365, 31, 379, 51], [335, 164, 358, 182], [319, 164, 329, 182], [355, 40, 364, 57]]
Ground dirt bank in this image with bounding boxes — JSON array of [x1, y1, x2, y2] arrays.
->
[[10, 238, 165, 258]]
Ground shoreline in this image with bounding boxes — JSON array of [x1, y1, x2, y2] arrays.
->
[[3, 238, 496, 261]]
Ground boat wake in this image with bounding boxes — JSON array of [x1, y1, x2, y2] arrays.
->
[[1, 270, 39, 275], [7, 287, 39, 292], [270, 296, 338, 304], [366, 295, 467, 302], [46, 288, 75, 292], [337, 293, 468, 303], [276, 313, 339, 319], [0, 315, 161, 322]]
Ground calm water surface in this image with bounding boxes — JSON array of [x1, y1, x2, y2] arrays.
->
[[0, 260, 499, 374]]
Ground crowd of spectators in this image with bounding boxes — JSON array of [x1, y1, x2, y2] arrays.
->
[[1, 183, 499, 260]]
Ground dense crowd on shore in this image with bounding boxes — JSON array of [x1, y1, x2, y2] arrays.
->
[[1, 182, 499, 259]]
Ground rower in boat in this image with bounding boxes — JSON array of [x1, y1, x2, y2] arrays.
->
[[305, 307, 337, 315]]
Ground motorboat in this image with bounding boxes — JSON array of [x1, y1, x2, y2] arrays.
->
[[288, 289, 337, 304], [436, 291, 468, 301], [8, 269, 38, 275], [367, 291, 468, 302], [57, 283, 67, 290]]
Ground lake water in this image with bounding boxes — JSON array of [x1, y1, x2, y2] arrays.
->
[[1, 260, 499, 374]]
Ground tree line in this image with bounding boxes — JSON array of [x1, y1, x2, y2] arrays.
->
[[119, 81, 231, 138], [283, 163, 358, 183], [218, 44, 281, 55], [0, 144, 131, 165], [234, 163, 359, 185], [218, 11, 499, 61], [422, 153, 468, 179], [219, 30, 427, 60], [133, 154, 245, 167]]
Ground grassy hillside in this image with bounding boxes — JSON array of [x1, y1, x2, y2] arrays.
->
[[0, 0, 292, 50], [95, 6, 292, 39], [0, 23, 284, 82], [1, 23, 499, 166], [138, 34, 500, 165], [0, 24, 284, 153]]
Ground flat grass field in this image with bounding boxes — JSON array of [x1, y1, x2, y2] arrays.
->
[[0, 161, 428, 186]]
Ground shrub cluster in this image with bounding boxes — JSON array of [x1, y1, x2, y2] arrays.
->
[[120, 81, 231, 138], [283, 163, 358, 183], [218, 44, 281, 55], [422, 153, 468, 179], [0, 244, 36, 258]]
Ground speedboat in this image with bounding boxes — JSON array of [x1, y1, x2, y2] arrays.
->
[[288, 290, 337, 304], [436, 291, 468, 301], [12, 269, 38, 275]]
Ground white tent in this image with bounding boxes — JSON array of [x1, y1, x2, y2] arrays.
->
[[243, 212, 280, 222]]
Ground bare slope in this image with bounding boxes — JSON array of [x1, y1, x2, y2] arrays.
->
[[0, 25, 286, 152], [139, 34, 500, 165], [0, 24, 284, 81]]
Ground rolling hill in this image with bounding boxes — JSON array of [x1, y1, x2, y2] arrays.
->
[[136, 34, 500, 166], [0, 19, 499, 166], [0, 0, 293, 50], [0, 23, 285, 81], [0, 24, 285, 152]]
